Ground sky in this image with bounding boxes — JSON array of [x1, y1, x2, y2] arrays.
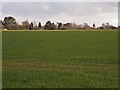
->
[[1, 0, 119, 27]]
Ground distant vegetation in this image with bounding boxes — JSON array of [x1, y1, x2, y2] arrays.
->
[[0, 16, 118, 30]]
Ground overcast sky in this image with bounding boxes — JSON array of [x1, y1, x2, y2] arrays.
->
[[1, 1, 118, 26]]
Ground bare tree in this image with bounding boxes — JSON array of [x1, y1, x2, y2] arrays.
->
[[78, 24, 83, 29], [83, 23, 90, 29], [22, 20, 29, 29]]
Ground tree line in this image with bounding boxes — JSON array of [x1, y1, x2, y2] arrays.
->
[[0, 16, 118, 30]]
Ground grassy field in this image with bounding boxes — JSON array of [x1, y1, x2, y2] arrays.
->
[[2, 30, 118, 88]]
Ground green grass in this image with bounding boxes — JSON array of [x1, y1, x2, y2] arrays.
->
[[2, 30, 118, 88]]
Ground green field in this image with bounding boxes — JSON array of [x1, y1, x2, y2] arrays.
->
[[2, 30, 118, 88]]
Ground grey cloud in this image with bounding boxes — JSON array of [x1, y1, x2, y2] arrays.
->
[[2, 2, 118, 26], [2, 2, 117, 17]]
